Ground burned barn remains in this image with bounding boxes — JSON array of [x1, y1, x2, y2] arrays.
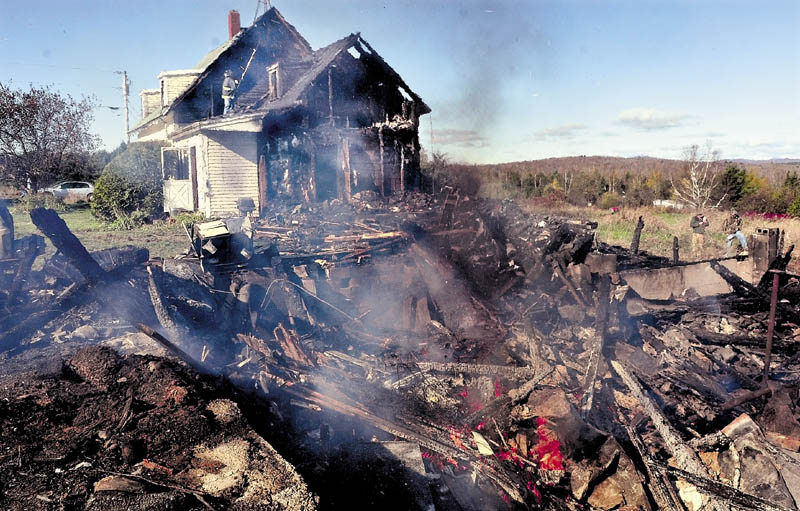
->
[[133, 8, 428, 218], [3, 190, 800, 511]]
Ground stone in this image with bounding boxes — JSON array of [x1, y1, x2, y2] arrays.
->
[[715, 345, 737, 364], [570, 437, 619, 500], [676, 481, 706, 511], [761, 388, 800, 452], [586, 477, 623, 510], [557, 304, 585, 323], [527, 387, 576, 422], [721, 413, 797, 509], [72, 324, 99, 340], [93, 475, 145, 493]]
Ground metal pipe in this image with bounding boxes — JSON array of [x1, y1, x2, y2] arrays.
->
[[763, 271, 779, 383]]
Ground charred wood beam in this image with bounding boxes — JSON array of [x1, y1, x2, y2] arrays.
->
[[673, 236, 680, 264], [29, 208, 106, 284], [0, 283, 84, 352], [611, 399, 686, 511], [710, 260, 761, 298], [631, 216, 644, 255], [136, 323, 209, 375], [720, 385, 773, 411], [146, 265, 189, 341], [610, 360, 729, 511], [550, 257, 588, 307], [413, 361, 538, 379], [763, 272, 779, 384], [651, 461, 795, 511], [581, 275, 610, 418], [5, 235, 44, 306]]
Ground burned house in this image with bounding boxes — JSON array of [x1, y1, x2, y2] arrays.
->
[[131, 8, 430, 217]]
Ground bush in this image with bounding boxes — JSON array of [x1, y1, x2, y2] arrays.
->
[[14, 193, 67, 212], [788, 194, 800, 217], [598, 191, 622, 209], [173, 211, 205, 226], [91, 142, 164, 228]]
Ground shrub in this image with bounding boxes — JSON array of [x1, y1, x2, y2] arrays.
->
[[14, 193, 66, 212], [598, 191, 622, 209], [91, 142, 164, 228], [173, 211, 205, 226], [787, 194, 800, 217]]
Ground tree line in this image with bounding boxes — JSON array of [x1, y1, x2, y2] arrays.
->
[[423, 148, 800, 215]]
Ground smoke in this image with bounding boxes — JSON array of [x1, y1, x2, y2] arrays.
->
[[436, 2, 546, 135]]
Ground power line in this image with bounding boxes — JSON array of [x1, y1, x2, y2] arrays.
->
[[0, 61, 119, 74]]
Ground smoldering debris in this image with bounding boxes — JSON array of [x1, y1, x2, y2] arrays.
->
[[2, 197, 800, 510]]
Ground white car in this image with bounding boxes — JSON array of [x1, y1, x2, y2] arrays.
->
[[42, 181, 94, 202]]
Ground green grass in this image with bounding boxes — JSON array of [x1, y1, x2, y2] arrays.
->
[[11, 205, 188, 260]]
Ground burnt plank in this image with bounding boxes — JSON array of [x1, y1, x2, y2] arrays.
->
[[30, 208, 106, 284]]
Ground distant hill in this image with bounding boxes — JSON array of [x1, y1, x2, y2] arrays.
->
[[460, 155, 800, 183], [731, 158, 800, 165]]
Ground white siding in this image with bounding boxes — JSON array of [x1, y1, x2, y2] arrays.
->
[[157, 70, 201, 106], [140, 89, 160, 118], [206, 132, 259, 217]]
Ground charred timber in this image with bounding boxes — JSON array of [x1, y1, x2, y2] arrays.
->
[[611, 360, 729, 511], [30, 208, 107, 284], [631, 215, 644, 254]]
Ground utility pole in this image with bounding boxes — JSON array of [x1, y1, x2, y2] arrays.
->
[[121, 71, 130, 144]]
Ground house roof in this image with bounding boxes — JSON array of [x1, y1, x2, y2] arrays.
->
[[131, 9, 429, 134], [241, 33, 430, 116], [131, 7, 312, 133]]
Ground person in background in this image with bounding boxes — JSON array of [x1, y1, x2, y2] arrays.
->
[[690, 212, 708, 259], [222, 70, 238, 115], [723, 209, 748, 255]]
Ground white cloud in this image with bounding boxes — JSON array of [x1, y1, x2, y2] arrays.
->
[[535, 123, 588, 139], [617, 108, 693, 131], [432, 129, 489, 148]]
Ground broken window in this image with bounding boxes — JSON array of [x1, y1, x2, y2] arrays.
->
[[161, 147, 190, 180], [267, 63, 280, 101]]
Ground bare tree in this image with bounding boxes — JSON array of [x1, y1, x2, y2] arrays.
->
[[0, 82, 98, 192], [670, 142, 725, 209]]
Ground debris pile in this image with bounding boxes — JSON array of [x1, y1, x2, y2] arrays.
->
[[2, 197, 800, 510]]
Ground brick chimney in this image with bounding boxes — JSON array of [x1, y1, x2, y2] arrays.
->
[[228, 10, 241, 40]]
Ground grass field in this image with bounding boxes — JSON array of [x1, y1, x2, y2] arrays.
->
[[10, 205, 188, 260]]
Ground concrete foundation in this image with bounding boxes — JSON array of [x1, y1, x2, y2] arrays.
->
[[620, 258, 756, 301]]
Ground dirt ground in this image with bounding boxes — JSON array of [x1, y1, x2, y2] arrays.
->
[[0, 345, 317, 511]]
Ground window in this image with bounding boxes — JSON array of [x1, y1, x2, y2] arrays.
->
[[161, 147, 190, 180], [267, 63, 280, 101]]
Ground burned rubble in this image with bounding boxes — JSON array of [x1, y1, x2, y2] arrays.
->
[[2, 195, 800, 511]]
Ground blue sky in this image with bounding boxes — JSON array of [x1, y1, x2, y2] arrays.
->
[[1, 0, 797, 163]]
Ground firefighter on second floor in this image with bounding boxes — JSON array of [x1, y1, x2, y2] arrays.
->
[[222, 70, 238, 115]]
